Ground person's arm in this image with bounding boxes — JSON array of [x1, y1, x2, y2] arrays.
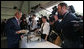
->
[[54, 15, 62, 33], [45, 35, 48, 41]]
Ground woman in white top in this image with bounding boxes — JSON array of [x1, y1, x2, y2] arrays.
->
[[41, 16, 50, 40]]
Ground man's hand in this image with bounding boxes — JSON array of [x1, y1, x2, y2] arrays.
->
[[16, 31, 21, 34], [35, 29, 39, 32], [54, 15, 58, 21], [16, 30, 28, 34], [20, 35, 24, 39]]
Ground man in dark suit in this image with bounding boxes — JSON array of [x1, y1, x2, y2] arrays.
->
[[5, 11, 22, 48], [54, 3, 81, 48]]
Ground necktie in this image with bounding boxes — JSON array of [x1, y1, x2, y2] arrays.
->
[[41, 23, 44, 34], [17, 20, 20, 25]]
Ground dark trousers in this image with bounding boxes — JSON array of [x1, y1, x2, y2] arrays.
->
[[61, 38, 81, 48], [8, 40, 19, 48], [41, 34, 46, 39]]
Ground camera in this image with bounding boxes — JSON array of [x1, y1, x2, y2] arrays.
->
[[52, 6, 58, 15], [49, 6, 58, 21]]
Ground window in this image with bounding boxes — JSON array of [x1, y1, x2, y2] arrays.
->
[[64, 1, 83, 16]]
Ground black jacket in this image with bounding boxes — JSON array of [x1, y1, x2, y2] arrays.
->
[[5, 17, 21, 48], [55, 12, 80, 41]]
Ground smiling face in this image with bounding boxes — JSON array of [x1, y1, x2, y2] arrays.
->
[[15, 12, 22, 20], [42, 17, 46, 23]]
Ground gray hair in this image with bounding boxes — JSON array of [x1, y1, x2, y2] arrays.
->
[[15, 11, 22, 16]]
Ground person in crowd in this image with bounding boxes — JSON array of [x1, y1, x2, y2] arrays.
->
[[54, 3, 81, 48], [5, 11, 24, 48], [37, 17, 42, 29], [1, 19, 7, 36], [20, 14, 28, 29], [40, 16, 50, 41], [48, 17, 62, 46], [30, 14, 38, 31]]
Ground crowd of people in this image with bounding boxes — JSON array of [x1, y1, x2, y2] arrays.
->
[[1, 19, 7, 37], [3, 2, 83, 48]]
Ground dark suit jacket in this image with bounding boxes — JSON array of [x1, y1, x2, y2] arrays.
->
[[5, 17, 21, 48], [55, 12, 80, 41]]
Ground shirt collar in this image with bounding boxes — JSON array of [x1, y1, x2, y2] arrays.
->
[[15, 16, 19, 21]]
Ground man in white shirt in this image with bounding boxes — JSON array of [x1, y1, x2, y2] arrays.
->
[[40, 16, 50, 41], [30, 14, 37, 31]]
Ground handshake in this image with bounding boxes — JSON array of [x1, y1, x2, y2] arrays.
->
[[16, 30, 29, 34]]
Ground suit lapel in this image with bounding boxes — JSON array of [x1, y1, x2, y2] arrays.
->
[[11, 17, 20, 28], [12, 17, 18, 26]]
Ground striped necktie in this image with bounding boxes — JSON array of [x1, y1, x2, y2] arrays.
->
[[17, 20, 20, 25]]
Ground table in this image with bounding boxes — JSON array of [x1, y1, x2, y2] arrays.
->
[[20, 37, 61, 48]]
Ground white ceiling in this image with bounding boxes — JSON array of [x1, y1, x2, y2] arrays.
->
[[1, 1, 62, 19]]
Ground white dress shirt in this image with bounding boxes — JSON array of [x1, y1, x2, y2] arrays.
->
[[31, 19, 37, 30], [40, 22, 50, 35]]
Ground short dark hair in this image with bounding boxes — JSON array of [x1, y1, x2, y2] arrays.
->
[[49, 17, 55, 22], [32, 14, 36, 17], [42, 16, 47, 20], [58, 3, 68, 9]]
